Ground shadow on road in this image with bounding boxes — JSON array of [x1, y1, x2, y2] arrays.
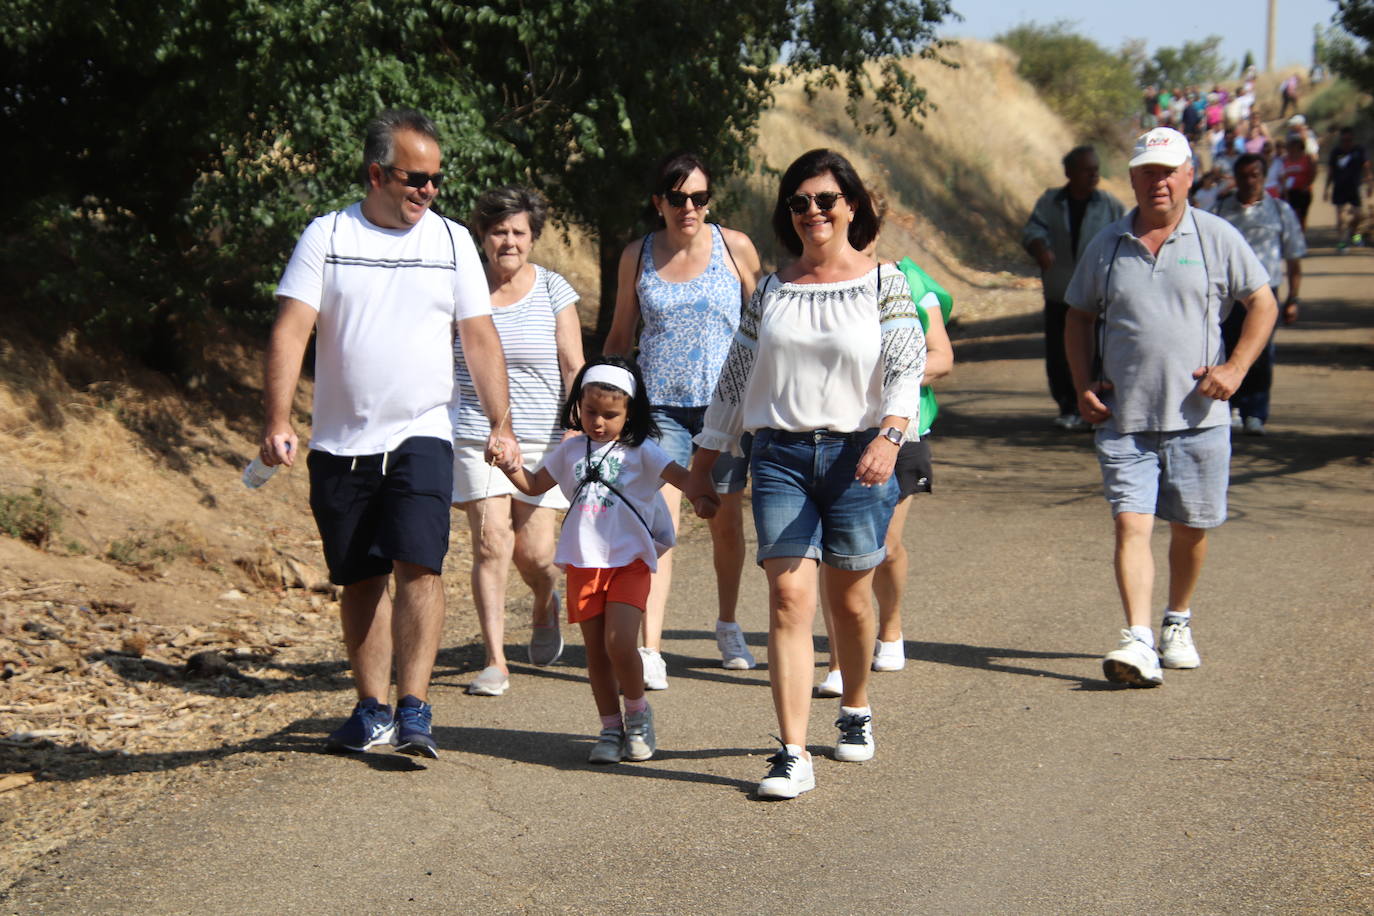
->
[[905, 640, 1116, 690], [435, 725, 757, 792]]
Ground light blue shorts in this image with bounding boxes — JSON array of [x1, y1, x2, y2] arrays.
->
[[651, 406, 750, 494], [750, 428, 898, 570], [1096, 425, 1231, 528]]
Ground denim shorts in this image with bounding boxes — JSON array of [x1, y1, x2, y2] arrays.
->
[[307, 436, 454, 585], [651, 405, 750, 494], [1096, 425, 1230, 528], [750, 428, 898, 570]]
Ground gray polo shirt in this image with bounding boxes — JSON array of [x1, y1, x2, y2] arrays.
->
[[1065, 206, 1269, 434]]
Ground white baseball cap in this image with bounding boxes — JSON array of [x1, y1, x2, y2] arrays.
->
[[1129, 127, 1191, 169], [1288, 114, 1306, 126]]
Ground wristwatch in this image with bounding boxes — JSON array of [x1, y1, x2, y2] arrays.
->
[[882, 426, 905, 446]]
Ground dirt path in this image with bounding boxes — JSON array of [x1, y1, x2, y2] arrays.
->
[[3, 204, 1371, 913]]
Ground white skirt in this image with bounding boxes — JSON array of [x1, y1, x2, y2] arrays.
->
[[451, 436, 570, 509]]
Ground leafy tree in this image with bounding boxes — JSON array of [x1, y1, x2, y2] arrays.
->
[[1, 0, 954, 364], [1135, 36, 1230, 90], [1328, 0, 1374, 95], [996, 21, 1138, 144]]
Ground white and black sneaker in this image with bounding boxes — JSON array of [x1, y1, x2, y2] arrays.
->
[[757, 742, 815, 799], [833, 708, 875, 762], [1159, 617, 1201, 669]]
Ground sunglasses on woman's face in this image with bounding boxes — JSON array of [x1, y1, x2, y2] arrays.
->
[[786, 191, 845, 214], [664, 190, 710, 208]]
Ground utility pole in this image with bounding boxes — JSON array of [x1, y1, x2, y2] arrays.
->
[[1267, 0, 1277, 71]]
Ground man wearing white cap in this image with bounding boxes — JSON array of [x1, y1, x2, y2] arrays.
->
[[1062, 127, 1278, 687]]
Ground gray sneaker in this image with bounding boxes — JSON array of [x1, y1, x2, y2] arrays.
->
[[624, 704, 656, 761], [528, 594, 564, 667], [466, 665, 510, 696], [588, 726, 625, 764]]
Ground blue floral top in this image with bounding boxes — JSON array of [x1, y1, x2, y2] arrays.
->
[[635, 224, 742, 407]]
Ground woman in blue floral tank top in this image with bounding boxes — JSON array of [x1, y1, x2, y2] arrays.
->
[[604, 151, 763, 684]]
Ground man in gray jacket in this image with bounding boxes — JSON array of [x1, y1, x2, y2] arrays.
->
[[1022, 146, 1125, 429]]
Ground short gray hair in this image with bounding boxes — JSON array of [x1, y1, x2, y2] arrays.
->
[[471, 185, 549, 241], [361, 109, 439, 185]]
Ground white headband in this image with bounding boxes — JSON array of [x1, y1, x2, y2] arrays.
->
[[582, 364, 636, 398]]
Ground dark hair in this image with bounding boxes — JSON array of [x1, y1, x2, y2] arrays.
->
[[361, 109, 439, 188], [471, 185, 549, 241], [1062, 145, 1098, 172], [651, 150, 712, 197], [644, 150, 712, 227], [1233, 152, 1266, 175], [771, 149, 880, 257], [559, 355, 659, 447]]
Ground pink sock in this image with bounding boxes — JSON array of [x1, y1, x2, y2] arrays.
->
[[624, 696, 647, 715], [600, 713, 622, 730]]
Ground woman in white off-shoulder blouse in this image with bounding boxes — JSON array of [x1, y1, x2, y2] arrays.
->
[[685, 149, 926, 800]]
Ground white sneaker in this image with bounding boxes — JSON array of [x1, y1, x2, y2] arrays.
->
[[715, 621, 756, 670], [1243, 416, 1266, 436], [1102, 630, 1163, 686], [1230, 409, 1243, 429], [833, 709, 875, 762], [757, 744, 815, 799], [815, 668, 843, 698], [1159, 619, 1201, 669], [872, 637, 906, 672], [639, 647, 668, 691]]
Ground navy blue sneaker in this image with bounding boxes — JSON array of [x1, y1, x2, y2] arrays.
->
[[326, 697, 395, 753], [392, 695, 439, 759]]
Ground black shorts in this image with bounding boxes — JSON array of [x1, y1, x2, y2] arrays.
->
[[307, 436, 454, 586], [1332, 184, 1362, 208], [894, 438, 934, 498], [1285, 188, 1312, 222]]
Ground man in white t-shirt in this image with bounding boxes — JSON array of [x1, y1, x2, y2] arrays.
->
[[260, 109, 516, 757]]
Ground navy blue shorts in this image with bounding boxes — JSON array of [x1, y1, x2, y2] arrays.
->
[[307, 436, 454, 586]]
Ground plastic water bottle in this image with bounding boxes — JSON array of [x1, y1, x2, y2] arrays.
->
[[242, 457, 278, 489]]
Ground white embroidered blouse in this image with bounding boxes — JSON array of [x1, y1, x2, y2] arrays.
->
[[694, 265, 926, 455]]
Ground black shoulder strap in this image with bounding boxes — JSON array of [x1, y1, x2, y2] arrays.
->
[[563, 439, 655, 538], [715, 224, 748, 307]]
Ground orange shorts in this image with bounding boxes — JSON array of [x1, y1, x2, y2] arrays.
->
[[565, 560, 652, 624]]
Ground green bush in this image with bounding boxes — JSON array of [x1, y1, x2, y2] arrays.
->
[[0, 488, 63, 549], [997, 21, 1138, 143]]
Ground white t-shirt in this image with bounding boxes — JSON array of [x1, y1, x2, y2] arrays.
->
[[451, 265, 578, 444], [542, 436, 676, 572], [276, 203, 490, 455]]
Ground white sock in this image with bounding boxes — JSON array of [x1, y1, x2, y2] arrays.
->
[[840, 705, 872, 718], [784, 743, 809, 760], [1129, 625, 1156, 648], [1163, 608, 1192, 622]]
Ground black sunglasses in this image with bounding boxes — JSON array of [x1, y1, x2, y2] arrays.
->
[[664, 190, 710, 208], [381, 165, 444, 189], [786, 191, 845, 214]]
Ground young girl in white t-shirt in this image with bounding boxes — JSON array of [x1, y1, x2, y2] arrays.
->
[[496, 356, 707, 763]]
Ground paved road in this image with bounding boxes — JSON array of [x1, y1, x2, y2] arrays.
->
[[5, 218, 1371, 914]]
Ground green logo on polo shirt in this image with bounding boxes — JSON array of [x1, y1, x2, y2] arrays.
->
[[1178, 257, 1203, 266]]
